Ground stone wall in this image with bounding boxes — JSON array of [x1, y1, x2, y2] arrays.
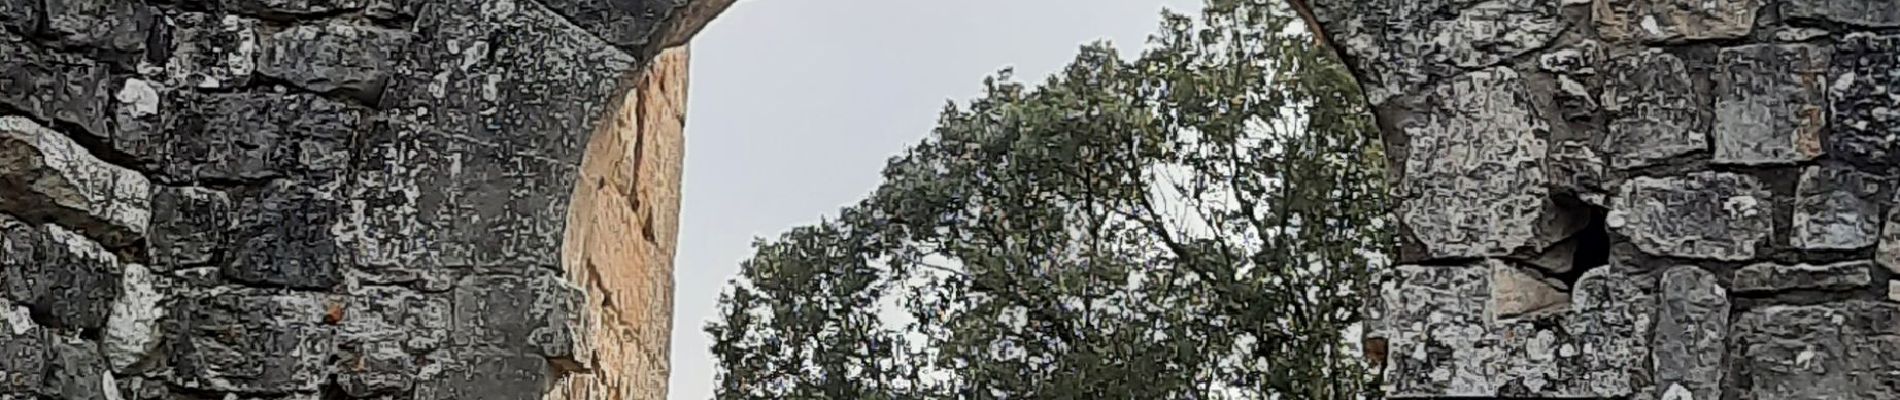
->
[[1309, 0, 1900, 398], [0, 0, 725, 399]]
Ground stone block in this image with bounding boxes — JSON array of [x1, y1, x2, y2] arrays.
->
[[352, 132, 577, 270], [0, 0, 35, 34], [0, 37, 111, 141], [1489, 261, 1568, 318], [170, 289, 334, 393], [257, 21, 408, 101], [221, 0, 368, 18], [338, 286, 449, 353], [1783, 0, 1900, 28], [1380, 263, 1649, 397], [0, 217, 122, 331], [1731, 301, 1900, 399], [41, 0, 155, 63], [1306, 0, 1562, 104], [536, 0, 675, 50], [1714, 43, 1829, 165], [1794, 165, 1888, 250], [1609, 172, 1771, 260], [149, 186, 234, 271], [44, 337, 111, 400], [225, 180, 345, 290], [1733, 261, 1874, 293], [1653, 266, 1727, 400], [0, 117, 151, 248], [451, 273, 589, 363], [1594, 0, 1757, 43], [1829, 34, 1900, 167], [1397, 67, 1558, 259], [1601, 50, 1708, 169], [336, 341, 415, 397], [415, 353, 549, 400], [118, 91, 362, 183], [0, 300, 47, 396], [164, 13, 260, 90], [104, 263, 165, 373]]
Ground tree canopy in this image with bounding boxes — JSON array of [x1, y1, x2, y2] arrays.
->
[[707, 1, 1388, 398]]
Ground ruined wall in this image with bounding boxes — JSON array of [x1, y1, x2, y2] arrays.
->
[[0, 0, 724, 399], [1309, 0, 1900, 398]]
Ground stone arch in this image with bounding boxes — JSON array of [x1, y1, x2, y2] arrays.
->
[[0, 0, 727, 398]]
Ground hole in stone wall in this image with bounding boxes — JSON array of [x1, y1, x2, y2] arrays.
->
[[1553, 202, 1610, 289]]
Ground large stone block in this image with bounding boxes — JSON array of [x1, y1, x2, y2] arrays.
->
[[450, 273, 589, 363], [104, 263, 165, 373], [117, 91, 362, 183], [1829, 34, 1900, 167], [0, 217, 123, 331], [0, 300, 47, 396], [170, 289, 334, 393], [1783, 0, 1900, 28], [335, 286, 448, 397], [537, 0, 676, 50], [1379, 262, 1649, 397], [1794, 165, 1888, 250], [1731, 301, 1900, 399], [0, 116, 150, 248], [1601, 50, 1709, 169], [221, 0, 369, 18], [1714, 43, 1829, 165], [1732, 261, 1874, 293], [164, 13, 260, 90], [41, 0, 155, 66], [1594, 0, 1757, 43], [148, 186, 234, 271], [1397, 67, 1558, 259], [1653, 266, 1727, 400], [0, 36, 112, 141], [225, 180, 344, 290], [1307, 0, 1562, 104], [415, 353, 549, 400], [352, 132, 577, 271], [257, 21, 408, 101], [1608, 172, 1771, 260]]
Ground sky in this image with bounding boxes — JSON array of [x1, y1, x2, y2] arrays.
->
[[672, 0, 1205, 398]]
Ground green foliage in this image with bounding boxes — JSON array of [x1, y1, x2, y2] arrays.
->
[[707, 0, 1388, 398]]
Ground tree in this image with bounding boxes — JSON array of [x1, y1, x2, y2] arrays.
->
[[707, 0, 1388, 398]]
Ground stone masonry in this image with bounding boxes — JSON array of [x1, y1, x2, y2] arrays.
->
[[0, 0, 727, 399], [1311, 0, 1900, 398]]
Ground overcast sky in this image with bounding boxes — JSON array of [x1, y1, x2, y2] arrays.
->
[[672, 0, 1203, 398]]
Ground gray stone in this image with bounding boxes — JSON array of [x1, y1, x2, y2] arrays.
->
[[1733, 261, 1874, 293], [0, 0, 36, 34], [336, 341, 415, 397], [351, 131, 579, 271], [0, 116, 151, 248], [221, 0, 368, 17], [335, 286, 448, 396], [0, 300, 47, 396], [452, 273, 588, 359], [164, 13, 260, 90], [1539, 42, 1601, 75], [537, 0, 677, 50], [1783, 0, 1900, 28], [225, 180, 344, 290], [0, 40, 112, 152], [117, 91, 362, 183], [1306, 0, 1563, 104], [170, 288, 334, 393], [1890, 280, 1900, 302], [149, 186, 234, 271], [414, 353, 550, 400], [1489, 261, 1568, 319], [1829, 34, 1900, 168], [1381, 263, 1648, 397], [1547, 140, 1607, 206], [1653, 266, 1727, 400], [44, 336, 111, 400], [1731, 301, 1900, 399], [1594, 0, 1758, 43], [1714, 43, 1829, 165], [0, 217, 123, 331], [1608, 172, 1771, 260], [532, 276, 591, 371], [1601, 50, 1709, 169], [103, 263, 164, 373], [1397, 67, 1556, 259], [1794, 165, 1888, 250], [42, 0, 155, 62], [257, 22, 408, 101]]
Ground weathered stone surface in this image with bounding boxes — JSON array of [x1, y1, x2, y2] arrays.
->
[[1794, 165, 1888, 250], [1380, 263, 1648, 397], [42, 0, 155, 63], [1890, 280, 1900, 302], [257, 22, 408, 101], [1653, 266, 1727, 400], [0, 0, 35, 34], [1608, 172, 1771, 260], [1731, 301, 1900, 399], [0, 116, 151, 248], [451, 273, 589, 359], [538, 0, 676, 50], [1397, 67, 1555, 259], [0, 300, 47, 396], [226, 180, 344, 290], [104, 263, 165, 373], [1594, 0, 1758, 43], [221, 0, 369, 17], [164, 13, 261, 90], [335, 286, 448, 396], [44, 336, 111, 400], [1829, 33, 1900, 168], [0, 217, 122, 331], [1733, 261, 1874, 293], [118, 91, 362, 183], [149, 186, 234, 271], [1601, 50, 1707, 169], [1783, 0, 1900, 28], [0, 37, 112, 140], [415, 353, 550, 400], [1714, 43, 1829, 165], [1307, 0, 1563, 104], [1489, 261, 1568, 318], [170, 289, 334, 393], [1547, 140, 1607, 206]]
